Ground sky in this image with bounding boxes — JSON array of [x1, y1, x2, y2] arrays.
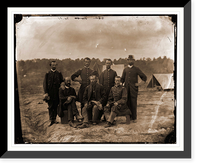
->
[[16, 16, 175, 61]]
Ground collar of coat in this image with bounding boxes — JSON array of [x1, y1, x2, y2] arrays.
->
[[128, 65, 134, 68], [65, 86, 70, 89], [51, 69, 57, 72]]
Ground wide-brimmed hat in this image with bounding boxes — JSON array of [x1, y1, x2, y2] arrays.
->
[[127, 55, 135, 60]]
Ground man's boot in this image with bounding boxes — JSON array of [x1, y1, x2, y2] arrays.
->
[[68, 121, 77, 128]]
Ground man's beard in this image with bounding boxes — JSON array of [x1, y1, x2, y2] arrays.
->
[[66, 83, 71, 87], [91, 81, 96, 86], [106, 66, 110, 69]]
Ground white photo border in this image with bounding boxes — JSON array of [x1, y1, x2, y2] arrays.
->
[[7, 7, 184, 152]]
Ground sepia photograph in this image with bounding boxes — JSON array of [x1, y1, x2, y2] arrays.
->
[[14, 14, 176, 145]]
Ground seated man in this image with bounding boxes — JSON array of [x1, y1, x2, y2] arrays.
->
[[104, 76, 132, 128], [59, 77, 82, 127], [78, 74, 106, 129]]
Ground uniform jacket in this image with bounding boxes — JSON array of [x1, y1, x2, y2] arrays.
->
[[121, 66, 147, 96], [71, 67, 99, 103], [99, 69, 117, 93], [105, 85, 131, 116], [82, 83, 106, 105], [107, 85, 127, 105], [43, 70, 63, 100]]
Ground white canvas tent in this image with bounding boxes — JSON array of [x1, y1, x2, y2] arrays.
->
[[147, 73, 174, 90], [102, 64, 125, 77]]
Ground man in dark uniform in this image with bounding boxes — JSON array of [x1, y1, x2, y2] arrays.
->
[[99, 59, 117, 105], [59, 77, 80, 128], [43, 61, 63, 126], [71, 57, 98, 112], [77, 74, 106, 128], [121, 55, 147, 122]]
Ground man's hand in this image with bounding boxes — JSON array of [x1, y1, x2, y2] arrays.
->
[[60, 82, 65, 90], [114, 102, 118, 106], [44, 93, 48, 98], [91, 100, 98, 105], [67, 96, 72, 102], [106, 103, 110, 107], [84, 103, 88, 108], [74, 79, 82, 84], [135, 81, 145, 87], [98, 104, 103, 110], [70, 96, 76, 99], [135, 83, 139, 86]]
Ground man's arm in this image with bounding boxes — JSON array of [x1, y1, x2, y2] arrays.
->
[[137, 68, 147, 82], [71, 69, 82, 81], [82, 87, 88, 105], [43, 72, 48, 94], [99, 85, 106, 105], [121, 68, 126, 84], [106, 88, 114, 106], [71, 88, 77, 100], [99, 71, 104, 85], [135, 68, 147, 86], [59, 72, 64, 83]]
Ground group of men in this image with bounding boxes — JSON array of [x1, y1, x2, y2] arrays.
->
[[43, 55, 147, 128]]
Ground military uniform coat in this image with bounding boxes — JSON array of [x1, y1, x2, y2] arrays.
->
[[99, 69, 117, 102], [71, 67, 98, 104], [105, 85, 131, 116], [43, 70, 63, 121], [43, 70, 63, 102], [82, 82, 106, 105]]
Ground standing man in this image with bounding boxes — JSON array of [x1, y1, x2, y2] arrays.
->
[[99, 59, 117, 105], [43, 60, 63, 126], [77, 74, 106, 128], [71, 57, 98, 112], [121, 55, 147, 122]]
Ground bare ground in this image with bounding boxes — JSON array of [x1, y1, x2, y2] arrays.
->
[[19, 89, 175, 144]]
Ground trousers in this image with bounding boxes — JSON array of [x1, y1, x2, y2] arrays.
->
[[104, 110, 117, 123], [127, 88, 137, 120], [48, 99, 59, 121], [82, 103, 101, 123], [104, 105, 131, 123]]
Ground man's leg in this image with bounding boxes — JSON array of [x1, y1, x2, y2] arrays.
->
[[77, 106, 90, 128], [67, 104, 77, 128], [82, 106, 89, 123], [92, 105, 100, 124], [52, 100, 59, 123], [104, 106, 117, 127], [130, 96, 137, 120], [48, 101, 57, 126], [107, 106, 117, 124], [67, 104, 74, 122], [104, 106, 111, 121], [127, 88, 137, 120]]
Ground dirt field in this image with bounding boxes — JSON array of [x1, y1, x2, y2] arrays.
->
[[19, 86, 175, 144]]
